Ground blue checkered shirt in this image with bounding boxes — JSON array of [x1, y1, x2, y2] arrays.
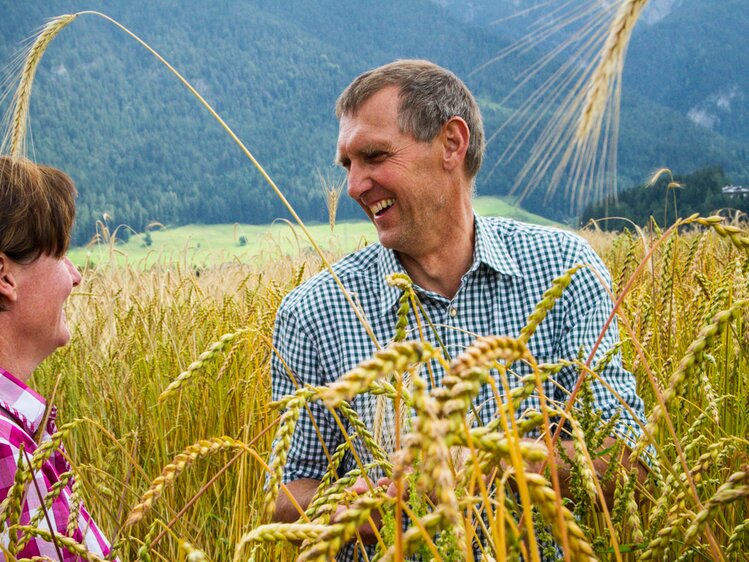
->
[[271, 214, 644, 561]]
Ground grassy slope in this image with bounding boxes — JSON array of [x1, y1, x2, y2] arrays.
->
[[68, 195, 560, 267]]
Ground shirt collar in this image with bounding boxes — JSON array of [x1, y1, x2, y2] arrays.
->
[[377, 245, 408, 317], [473, 214, 522, 278], [376, 213, 522, 316], [0, 367, 50, 436]]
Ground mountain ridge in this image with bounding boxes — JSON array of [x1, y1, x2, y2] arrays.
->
[[1, 1, 747, 245]]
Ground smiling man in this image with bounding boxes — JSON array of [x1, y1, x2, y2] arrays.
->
[[270, 60, 645, 560]]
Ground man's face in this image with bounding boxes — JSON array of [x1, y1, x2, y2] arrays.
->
[[337, 86, 460, 259]]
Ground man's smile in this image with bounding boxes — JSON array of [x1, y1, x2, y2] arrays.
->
[[369, 198, 395, 217]]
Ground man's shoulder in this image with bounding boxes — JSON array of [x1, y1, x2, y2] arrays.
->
[[278, 243, 382, 318]]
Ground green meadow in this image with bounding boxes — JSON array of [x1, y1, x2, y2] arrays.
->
[[67, 196, 560, 267]]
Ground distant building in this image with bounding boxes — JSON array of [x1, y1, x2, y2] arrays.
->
[[722, 185, 749, 198]]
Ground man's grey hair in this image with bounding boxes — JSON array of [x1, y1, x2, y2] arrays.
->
[[336, 59, 485, 179]]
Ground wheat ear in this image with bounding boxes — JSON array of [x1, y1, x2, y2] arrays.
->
[[158, 328, 248, 402], [696, 216, 749, 252], [297, 494, 389, 561], [238, 523, 328, 546], [125, 436, 245, 526], [4, 15, 79, 157], [519, 265, 583, 345], [380, 275, 413, 453], [65, 475, 83, 537], [11, 525, 106, 561], [633, 299, 748, 460], [315, 341, 437, 409], [525, 473, 597, 562], [575, 0, 648, 145], [24, 470, 74, 531], [410, 372, 460, 526], [435, 335, 528, 422], [264, 392, 307, 521], [682, 468, 748, 550], [28, 420, 83, 471], [337, 400, 390, 472], [726, 517, 749, 557], [1, 445, 28, 551]]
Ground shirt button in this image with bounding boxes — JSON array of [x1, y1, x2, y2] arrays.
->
[[449, 306, 458, 317]]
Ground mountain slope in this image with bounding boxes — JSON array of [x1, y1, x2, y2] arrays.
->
[[1, 0, 747, 244], [625, 0, 749, 145]]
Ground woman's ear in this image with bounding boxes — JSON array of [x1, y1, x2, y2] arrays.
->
[[0, 254, 19, 305], [441, 116, 470, 173]]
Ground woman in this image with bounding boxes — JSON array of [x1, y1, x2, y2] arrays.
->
[[0, 156, 116, 559]]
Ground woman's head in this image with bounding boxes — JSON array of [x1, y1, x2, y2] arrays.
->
[[0, 155, 77, 264], [0, 157, 81, 377]]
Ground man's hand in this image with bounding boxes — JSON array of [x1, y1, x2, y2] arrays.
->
[[330, 475, 397, 545]]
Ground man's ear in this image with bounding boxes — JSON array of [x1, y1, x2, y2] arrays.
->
[[441, 116, 470, 173], [0, 254, 19, 305]]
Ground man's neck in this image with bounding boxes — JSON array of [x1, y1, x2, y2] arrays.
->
[[397, 213, 475, 300]]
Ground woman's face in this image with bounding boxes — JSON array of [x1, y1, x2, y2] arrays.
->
[[9, 254, 82, 358]]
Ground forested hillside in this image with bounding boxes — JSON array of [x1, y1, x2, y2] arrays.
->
[[624, 0, 749, 146], [1, 1, 748, 245], [581, 166, 749, 229]]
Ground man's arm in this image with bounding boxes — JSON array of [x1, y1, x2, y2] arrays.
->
[[273, 478, 321, 522], [269, 305, 344, 522]]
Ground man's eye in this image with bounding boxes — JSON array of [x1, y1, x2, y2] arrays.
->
[[366, 152, 387, 162]]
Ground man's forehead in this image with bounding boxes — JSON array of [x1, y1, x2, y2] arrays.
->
[[337, 116, 397, 152]]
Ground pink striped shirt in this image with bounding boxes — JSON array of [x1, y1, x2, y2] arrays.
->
[[0, 367, 117, 560]]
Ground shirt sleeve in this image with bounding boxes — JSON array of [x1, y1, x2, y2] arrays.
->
[[553, 240, 646, 447], [271, 302, 344, 483]]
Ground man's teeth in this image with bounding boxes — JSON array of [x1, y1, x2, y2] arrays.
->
[[370, 198, 395, 215]]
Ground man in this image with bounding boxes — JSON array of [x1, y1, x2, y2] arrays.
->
[[271, 60, 644, 559]]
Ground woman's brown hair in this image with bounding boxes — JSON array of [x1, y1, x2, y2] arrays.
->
[[0, 155, 77, 264]]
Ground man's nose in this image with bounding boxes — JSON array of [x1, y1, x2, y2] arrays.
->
[[346, 161, 371, 201]]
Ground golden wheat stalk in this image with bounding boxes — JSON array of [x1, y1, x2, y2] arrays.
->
[[317, 169, 345, 232], [264, 393, 307, 521], [315, 341, 437, 409], [576, 0, 649, 145], [29, 420, 83, 471], [1, 447, 29, 552], [682, 468, 748, 550], [297, 494, 389, 561], [633, 299, 748, 458], [3, 14, 79, 157], [158, 328, 248, 402], [23, 471, 75, 532], [239, 522, 328, 545], [125, 436, 246, 526], [11, 525, 106, 561], [525, 473, 597, 562]]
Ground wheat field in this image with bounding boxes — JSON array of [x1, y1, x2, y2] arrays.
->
[[12, 220, 743, 561], [1, 2, 748, 560]]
